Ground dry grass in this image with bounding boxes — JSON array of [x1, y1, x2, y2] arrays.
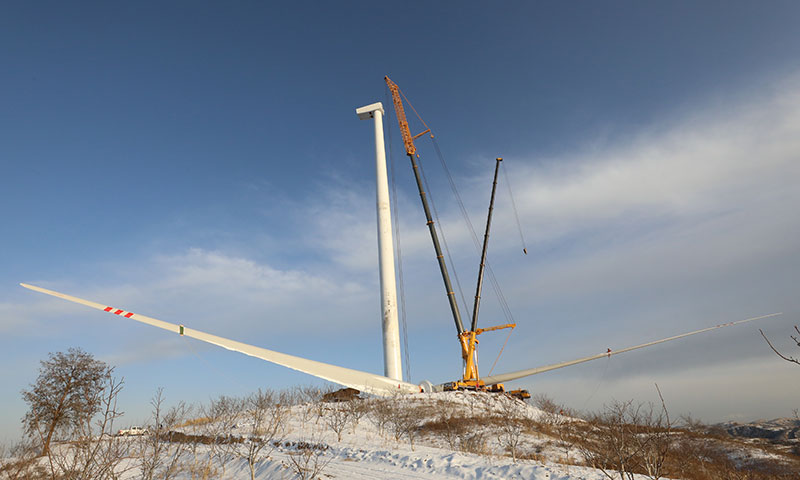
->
[[178, 416, 213, 428], [417, 393, 799, 479]]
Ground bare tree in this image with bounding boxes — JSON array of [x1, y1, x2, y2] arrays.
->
[[138, 388, 190, 480], [577, 400, 645, 480], [235, 389, 289, 480], [432, 402, 462, 450], [21, 348, 113, 456], [285, 442, 331, 480], [387, 399, 424, 451], [532, 393, 562, 417], [203, 395, 245, 477], [48, 375, 130, 480], [181, 409, 215, 480], [283, 424, 333, 480], [635, 385, 673, 480], [293, 385, 326, 405], [458, 432, 488, 456], [576, 394, 676, 480], [344, 398, 368, 433], [296, 401, 317, 432], [551, 414, 579, 469], [761, 327, 800, 365], [366, 398, 394, 438], [323, 402, 352, 443], [0, 439, 48, 479], [496, 395, 526, 462]]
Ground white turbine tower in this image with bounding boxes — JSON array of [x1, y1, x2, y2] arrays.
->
[[357, 102, 403, 381]]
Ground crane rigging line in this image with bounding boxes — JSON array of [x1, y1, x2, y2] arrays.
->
[[396, 84, 470, 323], [399, 83, 516, 326], [487, 323, 514, 377], [392, 80, 521, 372], [430, 138, 515, 325], [501, 161, 529, 255], [384, 88, 412, 383], [416, 154, 470, 321]]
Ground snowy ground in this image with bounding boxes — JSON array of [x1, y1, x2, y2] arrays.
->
[[15, 390, 795, 479], [100, 391, 656, 479], [164, 443, 620, 480]]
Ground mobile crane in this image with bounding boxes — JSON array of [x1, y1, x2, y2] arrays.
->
[[385, 76, 529, 399]]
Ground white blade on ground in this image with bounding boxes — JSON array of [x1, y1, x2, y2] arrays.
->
[[20, 283, 420, 396], [481, 313, 782, 385]]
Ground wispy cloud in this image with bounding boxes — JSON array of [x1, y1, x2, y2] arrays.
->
[[489, 74, 800, 248]]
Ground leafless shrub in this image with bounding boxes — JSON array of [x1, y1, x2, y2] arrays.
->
[[421, 401, 493, 456], [364, 396, 427, 449], [549, 413, 580, 468], [366, 398, 394, 438], [296, 401, 317, 431], [202, 395, 245, 477], [577, 399, 647, 480], [533, 393, 578, 425], [290, 385, 333, 428], [323, 402, 352, 442], [47, 375, 131, 480], [464, 391, 491, 417], [386, 399, 425, 451], [678, 413, 706, 433], [0, 440, 47, 480], [181, 406, 218, 480], [532, 393, 561, 416], [311, 386, 337, 421], [344, 398, 369, 433], [496, 395, 527, 462], [666, 434, 800, 480], [423, 402, 465, 450], [293, 385, 327, 404], [138, 388, 191, 480], [234, 389, 290, 480], [458, 431, 488, 456], [283, 437, 332, 480], [574, 392, 676, 480], [635, 385, 673, 480]]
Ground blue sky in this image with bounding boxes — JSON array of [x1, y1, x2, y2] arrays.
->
[[3, 2, 800, 441]]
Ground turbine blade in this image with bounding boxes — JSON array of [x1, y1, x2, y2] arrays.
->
[[481, 313, 782, 385], [20, 283, 420, 396]]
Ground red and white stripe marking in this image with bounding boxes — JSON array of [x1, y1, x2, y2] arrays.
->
[[104, 306, 134, 318]]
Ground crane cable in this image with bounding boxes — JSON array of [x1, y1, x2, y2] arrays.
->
[[397, 85, 470, 322], [430, 138, 516, 373], [501, 162, 529, 255], [430, 138, 515, 325], [487, 324, 514, 377], [417, 153, 471, 320], [384, 88, 412, 383], [397, 85, 519, 371]]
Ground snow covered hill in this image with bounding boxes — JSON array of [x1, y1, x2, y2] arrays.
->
[[720, 417, 800, 442], [3, 390, 798, 479]]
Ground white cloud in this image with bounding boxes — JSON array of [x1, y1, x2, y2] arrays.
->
[[508, 75, 800, 245]]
